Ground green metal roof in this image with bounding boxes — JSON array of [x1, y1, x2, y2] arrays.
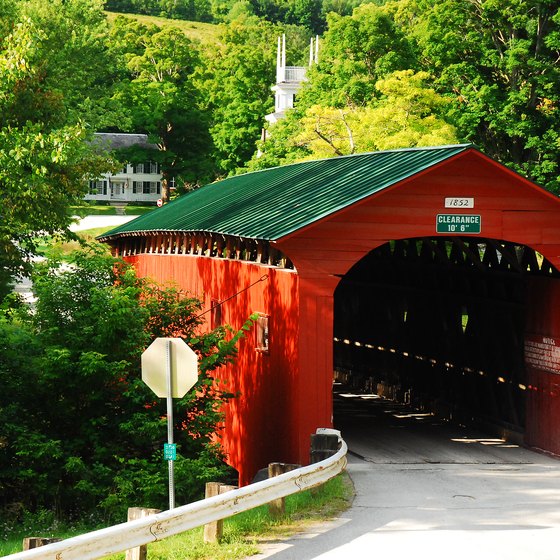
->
[[100, 144, 472, 242]]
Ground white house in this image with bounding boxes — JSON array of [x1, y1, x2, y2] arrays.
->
[[85, 133, 164, 205]]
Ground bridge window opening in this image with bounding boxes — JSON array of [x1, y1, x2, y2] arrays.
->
[[333, 237, 560, 439], [461, 306, 468, 333], [255, 313, 270, 354]]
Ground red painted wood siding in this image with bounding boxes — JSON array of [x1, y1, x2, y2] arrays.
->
[[126, 254, 300, 485], [277, 151, 560, 276], [525, 277, 560, 455]]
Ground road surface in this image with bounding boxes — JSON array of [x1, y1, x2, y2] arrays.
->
[[251, 391, 560, 560]]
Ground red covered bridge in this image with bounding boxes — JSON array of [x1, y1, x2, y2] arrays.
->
[[100, 144, 560, 485]]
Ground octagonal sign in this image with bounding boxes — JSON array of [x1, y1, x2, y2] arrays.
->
[[142, 338, 198, 398]]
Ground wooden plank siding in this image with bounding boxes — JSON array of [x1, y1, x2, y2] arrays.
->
[[525, 276, 560, 455], [126, 254, 300, 485], [277, 151, 560, 276]]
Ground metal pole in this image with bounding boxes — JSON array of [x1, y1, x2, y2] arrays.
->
[[166, 339, 175, 509]]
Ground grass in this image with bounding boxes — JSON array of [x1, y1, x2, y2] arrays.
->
[[1, 473, 354, 559], [104, 11, 222, 46], [34, 226, 117, 260], [33, 205, 149, 258]]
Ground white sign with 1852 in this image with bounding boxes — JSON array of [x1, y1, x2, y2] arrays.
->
[[445, 197, 474, 208]]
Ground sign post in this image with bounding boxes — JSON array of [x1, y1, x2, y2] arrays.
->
[[142, 338, 198, 509], [165, 339, 175, 509]]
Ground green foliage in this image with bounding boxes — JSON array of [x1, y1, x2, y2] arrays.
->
[[1, 0, 559, 305], [108, 17, 215, 197], [1, 472, 352, 558], [254, 0, 558, 194], [404, 0, 560, 191], [19, 0, 125, 130], [0, 247, 249, 522], [202, 19, 279, 174], [106, 0, 213, 22], [289, 70, 457, 158], [301, 3, 417, 108], [104, 0, 373, 31], [0, 7, 112, 301], [245, 109, 312, 171]]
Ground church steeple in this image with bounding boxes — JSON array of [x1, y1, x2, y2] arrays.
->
[[265, 34, 318, 125]]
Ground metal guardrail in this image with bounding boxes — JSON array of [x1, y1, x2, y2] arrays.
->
[[4, 432, 347, 560]]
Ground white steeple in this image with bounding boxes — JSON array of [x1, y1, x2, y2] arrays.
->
[[265, 35, 318, 125]]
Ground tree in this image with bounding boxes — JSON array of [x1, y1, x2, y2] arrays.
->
[[158, 0, 213, 21], [0, 13, 109, 301], [19, 0, 124, 131], [249, 0, 559, 191], [401, 0, 560, 192], [245, 108, 312, 171], [202, 19, 280, 174], [109, 18, 214, 201], [257, 70, 457, 162], [300, 3, 417, 109], [0, 247, 251, 521], [355, 70, 458, 151], [245, 3, 434, 168], [285, 0, 324, 33]]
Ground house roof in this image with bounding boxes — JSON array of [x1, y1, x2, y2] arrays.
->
[[99, 144, 473, 242], [92, 133, 158, 151]]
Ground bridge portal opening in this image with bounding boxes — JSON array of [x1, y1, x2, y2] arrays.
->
[[333, 237, 560, 437]]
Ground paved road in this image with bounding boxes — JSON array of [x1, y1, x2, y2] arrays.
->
[[69, 214, 138, 231], [252, 392, 560, 560]]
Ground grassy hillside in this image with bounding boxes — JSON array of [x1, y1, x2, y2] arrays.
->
[[104, 11, 222, 45]]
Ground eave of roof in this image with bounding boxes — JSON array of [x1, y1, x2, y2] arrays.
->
[[99, 144, 473, 243]]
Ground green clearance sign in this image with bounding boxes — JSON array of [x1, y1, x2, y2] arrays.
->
[[436, 214, 481, 234]]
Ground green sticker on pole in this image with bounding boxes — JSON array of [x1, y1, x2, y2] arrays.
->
[[164, 443, 177, 461]]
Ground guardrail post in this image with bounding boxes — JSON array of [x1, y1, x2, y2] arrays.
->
[[203, 482, 223, 543], [310, 432, 340, 463], [203, 483, 238, 543], [125, 507, 161, 560], [22, 538, 61, 550], [268, 463, 300, 517]]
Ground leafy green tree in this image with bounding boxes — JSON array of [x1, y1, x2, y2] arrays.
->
[[0, 13, 109, 301], [158, 0, 213, 21], [106, 0, 213, 21], [254, 69, 456, 164], [19, 0, 124, 131], [285, 0, 323, 33], [202, 19, 279, 174], [109, 18, 214, 201], [320, 0, 365, 20], [244, 108, 312, 171], [249, 0, 559, 192], [0, 248, 250, 521], [401, 0, 560, 191], [301, 3, 417, 108]]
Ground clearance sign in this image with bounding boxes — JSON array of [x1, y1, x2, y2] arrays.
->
[[436, 214, 481, 234]]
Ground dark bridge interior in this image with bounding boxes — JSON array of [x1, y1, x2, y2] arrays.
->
[[334, 237, 560, 435]]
